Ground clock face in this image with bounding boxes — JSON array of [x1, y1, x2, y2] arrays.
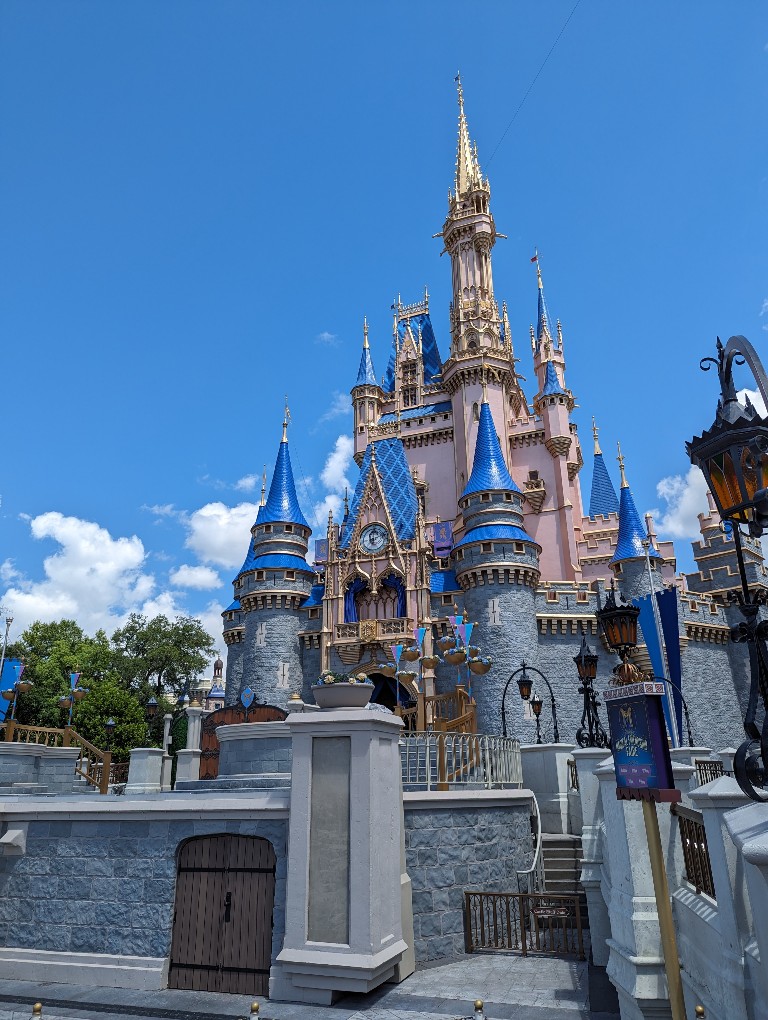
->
[[360, 523, 389, 554]]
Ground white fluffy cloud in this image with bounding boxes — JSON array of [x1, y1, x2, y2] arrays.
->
[[319, 391, 352, 423], [0, 512, 180, 635], [650, 466, 709, 541], [737, 387, 767, 416], [184, 501, 258, 569], [308, 434, 355, 530], [315, 331, 339, 346], [234, 475, 259, 493], [169, 564, 223, 590]]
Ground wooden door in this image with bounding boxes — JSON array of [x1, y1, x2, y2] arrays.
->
[[168, 834, 277, 995], [199, 704, 287, 780]]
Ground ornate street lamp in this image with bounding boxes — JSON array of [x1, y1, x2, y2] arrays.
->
[[573, 633, 609, 749], [687, 334, 768, 801], [501, 662, 560, 743], [105, 717, 116, 751], [530, 693, 544, 745], [1, 661, 33, 726], [58, 672, 88, 727]]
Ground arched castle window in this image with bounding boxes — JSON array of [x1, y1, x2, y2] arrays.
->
[[401, 359, 417, 408]]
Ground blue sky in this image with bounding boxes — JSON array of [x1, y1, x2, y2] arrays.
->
[[1, 1, 767, 657]]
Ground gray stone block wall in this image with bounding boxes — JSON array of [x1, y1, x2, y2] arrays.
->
[[218, 736, 292, 777], [238, 606, 306, 710], [0, 749, 77, 795], [224, 640, 245, 707], [679, 639, 745, 749], [0, 817, 287, 964], [465, 583, 539, 736], [404, 801, 532, 963]]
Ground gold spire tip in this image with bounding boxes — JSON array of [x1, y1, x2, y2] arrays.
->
[[363, 316, 369, 347], [592, 417, 601, 455], [617, 441, 628, 488], [282, 396, 290, 441]]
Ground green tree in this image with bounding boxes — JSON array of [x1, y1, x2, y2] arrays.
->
[[72, 674, 148, 762], [111, 613, 216, 697]]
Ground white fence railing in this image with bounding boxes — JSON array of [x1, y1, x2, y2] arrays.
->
[[400, 733, 522, 790]]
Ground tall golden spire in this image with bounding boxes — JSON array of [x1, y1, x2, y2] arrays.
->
[[592, 417, 602, 455], [363, 316, 369, 349], [282, 396, 290, 442], [260, 465, 267, 507], [454, 72, 480, 197], [617, 441, 628, 489]]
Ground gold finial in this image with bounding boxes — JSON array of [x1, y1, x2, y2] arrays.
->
[[424, 283, 429, 309], [363, 316, 369, 348], [260, 465, 267, 507], [282, 396, 291, 442], [456, 71, 463, 109], [557, 319, 563, 346], [32, 1006, 43, 1017], [695, 1008, 705, 1018], [480, 357, 488, 403], [529, 324, 536, 352], [474, 1000, 484, 1011], [343, 487, 349, 516], [537, 263, 543, 290], [251, 1003, 260, 1015], [592, 417, 601, 455], [617, 441, 628, 489], [288, 692, 302, 701]]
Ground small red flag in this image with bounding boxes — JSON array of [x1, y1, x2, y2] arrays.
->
[[530, 254, 538, 263]]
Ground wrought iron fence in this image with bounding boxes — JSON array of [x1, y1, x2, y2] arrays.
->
[[464, 890, 585, 960], [567, 758, 580, 791], [694, 759, 725, 785], [672, 803, 716, 900], [401, 733, 522, 790]]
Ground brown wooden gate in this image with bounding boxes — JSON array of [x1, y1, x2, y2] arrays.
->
[[168, 834, 277, 995], [199, 704, 287, 780]]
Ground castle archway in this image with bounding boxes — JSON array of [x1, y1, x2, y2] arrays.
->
[[369, 672, 415, 711]]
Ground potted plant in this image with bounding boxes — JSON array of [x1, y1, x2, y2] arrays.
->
[[312, 671, 374, 710]]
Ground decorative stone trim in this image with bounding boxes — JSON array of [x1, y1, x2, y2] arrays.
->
[[685, 622, 730, 644], [240, 593, 308, 612], [510, 428, 546, 449], [400, 429, 454, 449], [458, 565, 539, 589], [536, 615, 599, 636], [524, 479, 546, 513], [545, 435, 572, 458], [223, 628, 244, 645], [298, 633, 322, 648]]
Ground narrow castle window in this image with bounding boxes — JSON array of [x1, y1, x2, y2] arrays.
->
[[547, 590, 559, 603], [286, 571, 295, 580], [442, 595, 453, 605], [256, 571, 265, 580], [285, 525, 293, 533], [264, 524, 272, 533], [472, 402, 479, 421], [309, 608, 319, 619], [514, 542, 524, 552], [481, 542, 492, 553]]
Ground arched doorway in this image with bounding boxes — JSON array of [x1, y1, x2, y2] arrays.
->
[[168, 834, 276, 995], [369, 672, 415, 711], [199, 704, 287, 780]]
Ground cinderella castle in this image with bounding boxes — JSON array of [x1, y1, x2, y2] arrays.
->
[[221, 82, 761, 749]]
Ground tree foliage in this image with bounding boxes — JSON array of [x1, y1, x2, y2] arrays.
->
[[4, 614, 216, 759]]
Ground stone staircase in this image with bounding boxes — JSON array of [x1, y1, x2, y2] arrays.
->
[[541, 833, 589, 927]]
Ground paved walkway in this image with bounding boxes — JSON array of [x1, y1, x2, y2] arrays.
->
[[0, 954, 618, 1020]]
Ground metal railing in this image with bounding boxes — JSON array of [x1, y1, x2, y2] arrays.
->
[[673, 804, 716, 900], [694, 758, 725, 785], [567, 758, 580, 791], [401, 733, 522, 791], [464, 890, 585, 960], [334, 617, 414, 642], [395, 688, 476, 735], [515, 791, 545, 894]]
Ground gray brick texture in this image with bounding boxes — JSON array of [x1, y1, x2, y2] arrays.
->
[[0, 818, 287, 964], [404, 802, 532, 964]]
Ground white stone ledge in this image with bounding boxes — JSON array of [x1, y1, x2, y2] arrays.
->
[[0, 948, 167, 990], [217, 721, 291, 741], [403, 789, 533, 810], [0, 790, 290, 820]]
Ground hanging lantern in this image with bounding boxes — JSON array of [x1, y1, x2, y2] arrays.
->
[[596, 581, 640, 657]]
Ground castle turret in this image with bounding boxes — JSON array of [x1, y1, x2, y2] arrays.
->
[[225, 411, 314, 709], [611, 442, 662, 601], [352, 318, 383, 464], [452, 394, 541, 734], [588, 419, 619, 517]]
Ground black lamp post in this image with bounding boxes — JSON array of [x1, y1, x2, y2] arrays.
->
[[573, 633, 609, 749], [501, 662, 560, 743], [687, 334, 768, 801], [595, 581, 643, 685], [530, 693, 544, 744]]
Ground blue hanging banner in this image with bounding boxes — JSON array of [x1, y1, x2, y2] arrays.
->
[[633, 596, 677, 746], [70, 672, 81, 690], [656, 589, 684, 738]]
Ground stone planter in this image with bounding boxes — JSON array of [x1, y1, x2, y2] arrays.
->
[[312, 683, 373, 710]]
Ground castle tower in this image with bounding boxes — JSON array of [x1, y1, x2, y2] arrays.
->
[[352, 318, 383, 465], [452, 393, 541, 735], [439, 77, 524, 498], [588, 419, 619, 517], [226, 412, 314, 709], [611, 443, 662, 602]]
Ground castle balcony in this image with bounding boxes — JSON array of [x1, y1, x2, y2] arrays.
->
[[334, 617, 414, 644]]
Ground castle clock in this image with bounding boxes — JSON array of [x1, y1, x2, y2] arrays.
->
[[359, 523, 389, 554]]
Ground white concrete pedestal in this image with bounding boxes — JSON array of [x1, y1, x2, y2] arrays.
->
[[272, 709, 408, 1004], [521, 743, 575, 834], [125, 748, 163, 794]]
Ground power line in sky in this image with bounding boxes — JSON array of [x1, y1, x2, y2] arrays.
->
[[485, 0, 582, 169]]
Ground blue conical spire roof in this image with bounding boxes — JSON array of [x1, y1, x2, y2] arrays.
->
[[257, 425, 309, 529], [611, 448, 660, 562], [535, 262, 558, 351], [355, 320, 377, 387], [589, 422, 619, 516], [541, 360, 565, 396], [462, 401, 520, 497]]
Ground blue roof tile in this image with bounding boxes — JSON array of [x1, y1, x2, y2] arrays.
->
[[225, 599, 241, 612], [257, 438, 309, 529], [430, 569, 460, 593], [378, 401, 452, 424], [355, 341, 377, 387], [383, 312, 442, 391], [612, 484, 661, 562], [209, 683, 226, 698], [462, 402, 521, 497], [244, 553, 314, 574], [541, 361, 565, 396], [589, 453, 620, 517], [340, 438, 417, 548], [454, 524, 535, 549], [303, 582, 325, 608]]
